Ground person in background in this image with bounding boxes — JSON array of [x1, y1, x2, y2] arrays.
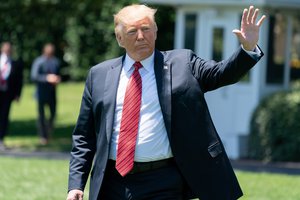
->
[[0, 42, 23, 151], [67, 4, 266, 200], [31, 43, 60, 145]]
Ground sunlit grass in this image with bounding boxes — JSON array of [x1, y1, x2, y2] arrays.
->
[[0, 156, 299, 200], [236, 171, 300, 200], [5, 82, 84, 152], [2, 83, 300, 200]]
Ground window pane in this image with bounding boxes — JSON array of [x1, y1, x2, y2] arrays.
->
[[290, 15, 300, 82], [266, 14, 287, 84], [212, 27, 224, 61], [239, 13, 250, 82], [184, 14, 196, 51]]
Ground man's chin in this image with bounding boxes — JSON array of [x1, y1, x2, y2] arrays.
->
[[137, 50, 153, 59]]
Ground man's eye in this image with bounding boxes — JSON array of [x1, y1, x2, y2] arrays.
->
[[142, 27, 150, 32], [127, 30, 137, 35]]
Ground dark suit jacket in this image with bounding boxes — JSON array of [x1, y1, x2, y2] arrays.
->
[[2, 58, 23, 100], [68, 47, 263, 200]]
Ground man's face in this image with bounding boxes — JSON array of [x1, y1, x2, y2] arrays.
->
[[1, 43, 12, 56], [43, 45, 55, 58], [117, 17, 157, 61]]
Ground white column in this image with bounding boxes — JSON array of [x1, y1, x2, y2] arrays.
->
[[283, 15, 293, 89], [174, 9, 185, 49]]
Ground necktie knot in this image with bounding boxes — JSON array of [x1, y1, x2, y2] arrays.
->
[[133, 61, 142, 71]]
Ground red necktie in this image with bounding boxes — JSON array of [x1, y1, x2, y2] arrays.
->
[[116, 61, 143, 176]]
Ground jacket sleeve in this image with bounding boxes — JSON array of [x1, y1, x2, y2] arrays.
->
[[15, 60, 23, 98], [31, 58, 47, 83], [68, 69, 96, 192], [189, 46, 263, 93]]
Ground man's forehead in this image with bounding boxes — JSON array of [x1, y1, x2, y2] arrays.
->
[[124, 17, 153, 28]]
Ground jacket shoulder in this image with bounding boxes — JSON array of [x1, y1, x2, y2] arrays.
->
[[160, 49, 193, 60], [157, 49, 195, 66], [91, 56, 123, 72]]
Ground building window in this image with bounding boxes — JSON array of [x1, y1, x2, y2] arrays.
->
[[290, 15, 300, 82], [266, 13, 287, 84], [184, 13, 196, 51], [212, 27, 224, 61], [239, 13, 250, 82]]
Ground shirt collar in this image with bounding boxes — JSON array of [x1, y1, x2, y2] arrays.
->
[[0, 54, 9, 61], [123, 52, 155, 72], [0, 54, 10, 64]]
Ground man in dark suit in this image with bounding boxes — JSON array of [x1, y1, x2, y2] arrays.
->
[[67, 4, 266, 200], [31, 43, 61, 145], [0, 42, 23, 150]]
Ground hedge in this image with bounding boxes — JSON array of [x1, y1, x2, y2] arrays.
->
[[248, 82, 300, 162]]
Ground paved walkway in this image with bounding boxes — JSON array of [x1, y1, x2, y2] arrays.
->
[[1, 150, 300, 175], [232, 159, 300, 175], [0, 149, 69, 160]]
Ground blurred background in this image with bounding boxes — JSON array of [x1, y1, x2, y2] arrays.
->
[[0, 0, 175, 151], [0, 0, 300, 199]]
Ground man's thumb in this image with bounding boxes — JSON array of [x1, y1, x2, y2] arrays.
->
[[232, 29, 243, 41]]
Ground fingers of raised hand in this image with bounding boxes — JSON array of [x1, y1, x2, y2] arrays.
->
[[257, 14, 266, 27], [244, 5, 266, 27], [242, 8, 248, 25], [252, 8, 259, 24], [247, 6, 255, 24]]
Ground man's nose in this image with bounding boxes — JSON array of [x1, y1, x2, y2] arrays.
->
[[137, 29, 144, 40]]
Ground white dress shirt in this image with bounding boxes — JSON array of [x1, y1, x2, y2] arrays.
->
[[109, 52, 173, 162], [109, 47, 260, 162], [0, 54, 11, 80]]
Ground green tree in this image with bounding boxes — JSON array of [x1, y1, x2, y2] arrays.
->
[[0, 0, 175, 81]]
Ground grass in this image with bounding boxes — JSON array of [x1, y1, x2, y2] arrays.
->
[[236, 171, 300, 200], [5, 82, 84, 152], [0, 157, 299, 200], [1, 83, 300, 199], [0, 156, 89, 200]]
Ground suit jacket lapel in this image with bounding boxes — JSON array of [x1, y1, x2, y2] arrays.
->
[[103, 56, 124, 143], [154, 50, 172, 139]]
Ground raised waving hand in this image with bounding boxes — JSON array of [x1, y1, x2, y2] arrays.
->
[[233, 6, 266, 51]]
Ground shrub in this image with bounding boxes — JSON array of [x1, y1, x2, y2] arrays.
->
[[249, 84, 300, 162]]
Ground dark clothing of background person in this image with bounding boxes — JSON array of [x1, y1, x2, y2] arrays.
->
[[0, 57, 23, 146], [31, 55, 60, 141]]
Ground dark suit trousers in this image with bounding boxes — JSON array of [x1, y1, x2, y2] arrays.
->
[[98, 160, 185, 200], [0, 91, 13, 140], [37, 95, 56, 139]]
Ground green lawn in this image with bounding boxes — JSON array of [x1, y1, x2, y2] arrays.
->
[[0, 157, 299, 200], [0, 157, 89, 200], [236, 171, 300, 200], [2, 83, 300, 200], [5, 82, 84, 152]]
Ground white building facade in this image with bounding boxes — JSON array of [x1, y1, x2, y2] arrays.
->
[[142, 0, 300, 159]]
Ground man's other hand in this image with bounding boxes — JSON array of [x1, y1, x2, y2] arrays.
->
[[46, 74, 61, 85], [66, 189, 84, 200], [233, 5, 266, 51]]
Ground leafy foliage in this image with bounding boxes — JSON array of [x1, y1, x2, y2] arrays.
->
[[249, 82, 300, 162], [0, 1, 175, 81]]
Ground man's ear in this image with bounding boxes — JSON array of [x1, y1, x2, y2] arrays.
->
[[116, 33, 124, 47]]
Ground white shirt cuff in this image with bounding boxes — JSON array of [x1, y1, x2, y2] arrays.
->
[[242, 45, 262, 60]]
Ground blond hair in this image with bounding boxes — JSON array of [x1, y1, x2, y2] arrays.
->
[[114, 4, 157, 36]]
